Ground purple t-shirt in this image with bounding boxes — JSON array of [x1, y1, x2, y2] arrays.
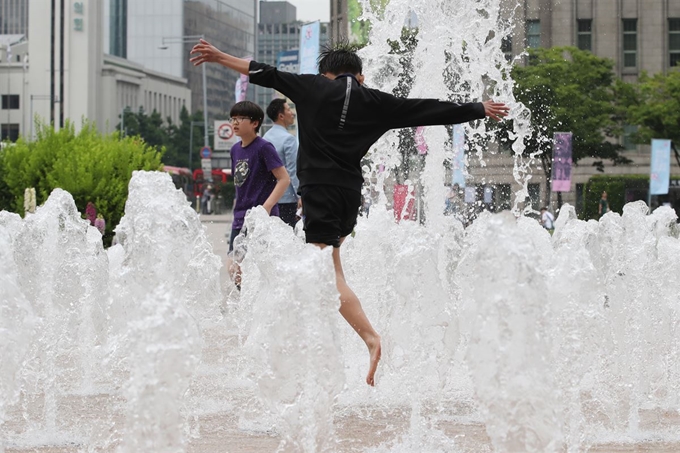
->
[[231, 136, 284, 229]]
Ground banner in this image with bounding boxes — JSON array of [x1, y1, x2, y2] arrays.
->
[[650, 139, 672, 195], [235, 57, 253, 103], [415, 126, 428, 155], [551, 132, 572, 192], [452, 124, 466, 187], [393, 184, 416, 221], [299, 21, 320, 74], [277, 50, 299, 73]]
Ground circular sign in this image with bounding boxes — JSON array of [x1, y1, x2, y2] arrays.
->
[[218, 123, 234, 140], [200, 146, 212, 159]]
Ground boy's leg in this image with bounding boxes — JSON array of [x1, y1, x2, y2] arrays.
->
[[312, 239, 381, 386], [228, 228, 242, 289]]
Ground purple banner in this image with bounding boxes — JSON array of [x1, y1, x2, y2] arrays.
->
[[551, 132, 572, 192]]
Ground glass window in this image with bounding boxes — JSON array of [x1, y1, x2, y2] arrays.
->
[[577, 19, 592, 51], [1, 95, 20, 110], [526, 20, 541, 48], [670, 19, 680, 67], [1, 124, 20, 142], [623, 19, 637, 68], [528, 183, 541, 210], [496, 184, 512, 211], [501, 36, 512, 61], [623, 124, 638, 151]]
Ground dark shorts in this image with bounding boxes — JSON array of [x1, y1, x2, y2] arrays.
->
[[278, 202, 298, 228], [301, 185, 361, 248]]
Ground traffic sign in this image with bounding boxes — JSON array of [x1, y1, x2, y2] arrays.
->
[[215, 120, 238, 150], [200, 146, 212, 159]]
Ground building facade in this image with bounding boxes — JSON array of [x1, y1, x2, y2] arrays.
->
[[103, 0, 257, 120], [491, 0, 680, 211], [0, 0, 28, 36], [257, 20, 329, 119], [0, 0, 190, 142], [330, 0, 348, 42]]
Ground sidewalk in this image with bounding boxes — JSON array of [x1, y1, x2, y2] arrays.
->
[[198, 211, 233, 224]]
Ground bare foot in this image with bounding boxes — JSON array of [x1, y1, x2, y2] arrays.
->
[[366, 336, 381, 386]]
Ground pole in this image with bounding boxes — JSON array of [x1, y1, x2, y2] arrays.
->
[[201, 53, 208, 148], [30, 95, 33, 140], [189, 120, 194, 170]]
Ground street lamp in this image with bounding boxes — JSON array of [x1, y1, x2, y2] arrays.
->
[[159, 35, 209, 153]]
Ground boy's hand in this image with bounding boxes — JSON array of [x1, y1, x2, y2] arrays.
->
[[190, 39, 222, 66], [482, 101, 510, 121]]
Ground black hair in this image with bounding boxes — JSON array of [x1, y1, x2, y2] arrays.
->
[[317, 38, 363, 76], [266, 98, 288, 122], [230, 101, 264, 133]]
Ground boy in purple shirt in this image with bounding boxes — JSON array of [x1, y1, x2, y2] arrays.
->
[[228, 101, 290, 287]]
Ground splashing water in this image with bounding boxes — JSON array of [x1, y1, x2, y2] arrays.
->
[[3, 1, 680, 452]]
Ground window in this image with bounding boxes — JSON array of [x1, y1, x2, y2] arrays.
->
[[623, 124, 638, 150], [1, 124, 20, 142], [526, 20, 541, 48], [501, 36, 513, 61], [577, 19, 592, 51], [623, 19, 637, 68], [1, 94, 20, 110], [496, 184, 512, 211], [528, 183, 541, 210], [670, 19, 680, 67]]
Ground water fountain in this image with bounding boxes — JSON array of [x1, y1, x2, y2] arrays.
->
[[2, 1, 680, 452]]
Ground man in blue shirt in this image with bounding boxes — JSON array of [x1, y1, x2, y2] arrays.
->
[[263, 99, 300, 227]]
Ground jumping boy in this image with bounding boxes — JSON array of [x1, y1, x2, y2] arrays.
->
[[191, 39, 509, 386], [228, 101, 290, 287]]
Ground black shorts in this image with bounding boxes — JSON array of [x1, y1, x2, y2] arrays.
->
[[301, 185, 361, 247]]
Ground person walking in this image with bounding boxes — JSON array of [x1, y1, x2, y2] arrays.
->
[[263, 98, 301, 228]]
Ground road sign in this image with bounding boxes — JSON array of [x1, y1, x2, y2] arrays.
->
[[201, 158, 213, 182], [200, 146, 212, 159], [215, 121, 238, 150]]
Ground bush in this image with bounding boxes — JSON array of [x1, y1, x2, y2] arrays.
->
[[583, 174, 679, 220], [0, 121, 163, 245]]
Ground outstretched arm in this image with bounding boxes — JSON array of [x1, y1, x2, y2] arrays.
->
[[378, 91, 509, 130], [482, 101, 510, 121], [190, 39, 249, 75]]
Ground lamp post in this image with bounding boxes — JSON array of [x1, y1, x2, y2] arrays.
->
[[159, 35, 209, 153]]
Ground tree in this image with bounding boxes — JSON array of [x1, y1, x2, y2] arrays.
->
[[117, 106, 207, 169], [387, 26, 420, 184], [0, 121, 162, 245], [503, 47, 631, 204], [347, 0, 391, 46], [619, 69, 680, 166]]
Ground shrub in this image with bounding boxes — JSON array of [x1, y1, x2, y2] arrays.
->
[[0, 121, 163, 245]]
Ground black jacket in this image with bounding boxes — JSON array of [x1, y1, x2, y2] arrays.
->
[[249, 60, 486, 193]]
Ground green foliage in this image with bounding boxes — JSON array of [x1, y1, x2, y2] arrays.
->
[[347, 0, 390, 45], [618, 70, 680, 145], [504, 47, 631, 183], [581, 174, 680, 220], [118, 105, 206, 170], [0, 121, 162, 245], [387, 26, 420, 184]]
